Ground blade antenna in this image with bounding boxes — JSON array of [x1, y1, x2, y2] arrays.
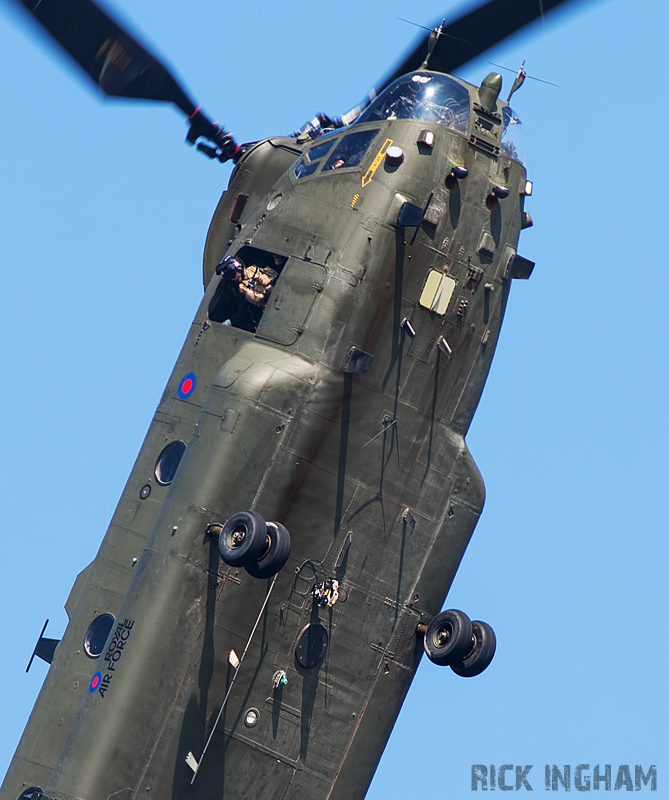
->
[[420, 20, 446, 70], [507, 60, 527, 103]]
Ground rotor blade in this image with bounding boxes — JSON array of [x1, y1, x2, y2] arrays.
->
[[375, 0, 584, 95], [13, 0, 197, 115], [11, 0, 240, 159]]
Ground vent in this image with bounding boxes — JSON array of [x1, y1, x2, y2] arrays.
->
[[469, 135, 499, 157]]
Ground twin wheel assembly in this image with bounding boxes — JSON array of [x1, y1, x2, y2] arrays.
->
[[422, 609, 496, 678], [216, 515, 494, 676], [218, 511, 291, 579]]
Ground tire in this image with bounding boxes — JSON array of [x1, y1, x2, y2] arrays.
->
[[245, 522, 291, 579], [451, 620, 496, 678], [218, 511, 267, 567], [423, 609, 473, 666]]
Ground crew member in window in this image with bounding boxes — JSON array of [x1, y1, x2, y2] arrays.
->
[[239, 264, 278, 307], [213, 258, 278, 331]]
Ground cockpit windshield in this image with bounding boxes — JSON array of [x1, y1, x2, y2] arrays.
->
[[501, 106, 527, 165], [356, 72, 470, 134]]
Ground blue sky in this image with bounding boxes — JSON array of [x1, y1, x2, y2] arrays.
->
[[1, 0, 667, 795]]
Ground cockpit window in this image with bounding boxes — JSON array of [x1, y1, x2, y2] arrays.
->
[[294, 138, 340, 178], [322, 129, 379, 171], [356, 73, 470, 134], [294, 160, 320, 179], [501, 106, 527, 165], [293, 131, 378, 179], [307, 140, 337, 161]]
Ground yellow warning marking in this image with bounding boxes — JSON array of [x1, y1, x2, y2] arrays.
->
[[351, 193, 360, 208], [96, 37, 132, 70], [362, 138, 393, 187], [97, 37, 112, 57]]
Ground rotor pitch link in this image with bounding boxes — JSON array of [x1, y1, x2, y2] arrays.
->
[[187, 109, 240, 163]]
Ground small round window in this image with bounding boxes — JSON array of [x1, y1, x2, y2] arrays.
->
[[84, 613, 115, 659], [154, 441, 186, 486], [18, 789, 43, 800]]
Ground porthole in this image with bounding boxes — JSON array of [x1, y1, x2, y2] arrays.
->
[[84, 613, 115, 658], [18, 789, 43, 800], [154, 441, 186, 486], [267, 193, 282, 211]]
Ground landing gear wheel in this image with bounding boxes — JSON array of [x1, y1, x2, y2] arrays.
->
[[451, 620, 496, 678], [245, 521, 291, 579], [218, 511, 267, 567], [423, 609, 473, 666]]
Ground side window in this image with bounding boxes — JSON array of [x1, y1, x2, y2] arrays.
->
[[154, 441, 186, 485], [209, 246, 288, 333], [209, 247, 324, 344], [255, 258, 325, 346], [322, 129, 379, 171], [83, 614, 115, 658]]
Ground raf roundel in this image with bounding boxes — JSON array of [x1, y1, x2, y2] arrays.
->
[[177, 373, 197, 400], [89, 672, 102, 693]]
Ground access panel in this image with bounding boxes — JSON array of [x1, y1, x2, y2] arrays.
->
[[255, 258, 325, 346]]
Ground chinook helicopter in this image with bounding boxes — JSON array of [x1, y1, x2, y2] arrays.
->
[[0, 0, 615, 799]]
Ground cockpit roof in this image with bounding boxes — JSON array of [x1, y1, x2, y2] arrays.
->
[[356, 72, 471, 134], [353, 70, 527, 165]]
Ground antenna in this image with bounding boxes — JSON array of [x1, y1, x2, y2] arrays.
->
[[398, 18, 471, 70], [507, 60, 527, 103], [419, 20, 444, 70], [485, 61, 559, 103]]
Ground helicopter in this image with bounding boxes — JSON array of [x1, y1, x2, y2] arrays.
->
[[0, 1, 664, 800]]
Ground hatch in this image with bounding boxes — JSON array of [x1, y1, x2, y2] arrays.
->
[[255, 257, 325, 346]]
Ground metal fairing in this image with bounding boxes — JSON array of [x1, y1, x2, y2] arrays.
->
[[2, 87, 528, 800]]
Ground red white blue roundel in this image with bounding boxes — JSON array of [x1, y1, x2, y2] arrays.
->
[[89, 671, 102, 693], [178, 373, 197, 400]]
